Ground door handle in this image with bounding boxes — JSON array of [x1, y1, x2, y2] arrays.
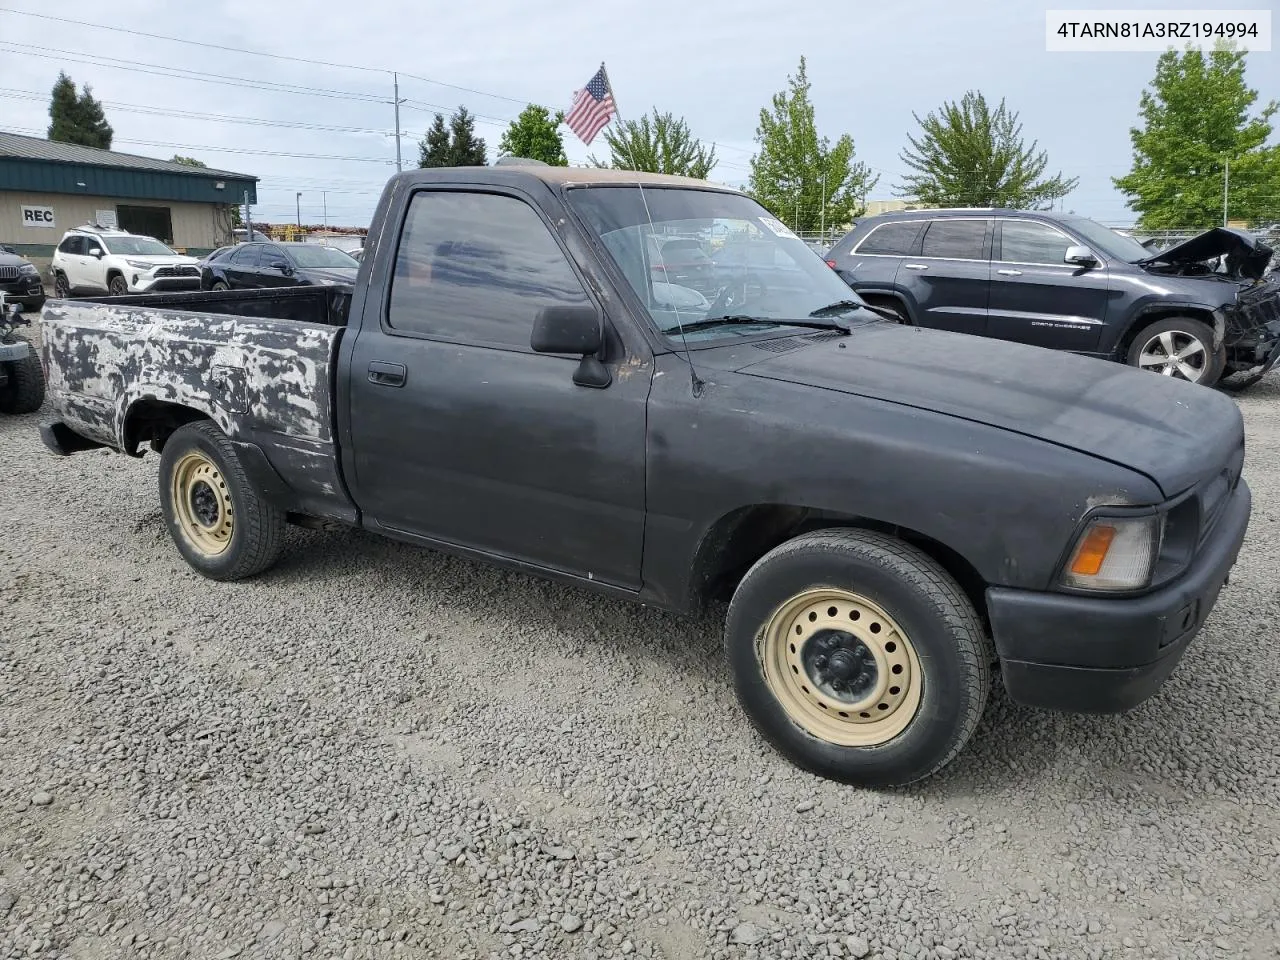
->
[[997, 269, 1023, 276], [903, 263, 928, 270], [368, 360, 406, 387]]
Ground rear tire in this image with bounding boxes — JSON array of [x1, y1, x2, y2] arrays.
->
[[1126, 317, 1224, 386], [0, 344, 45, 415], [725, 528, 991, 787], [157, 421, 285, 581]]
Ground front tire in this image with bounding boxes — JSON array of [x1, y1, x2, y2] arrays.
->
[[53, 273, 70, 299], [1126, 317, 1224, 386], [0, 345, 45, 414], [211, 280, 229, 292], [158, 421, 285, 580], [725, 528, 991, 787], [108, 275, 129, 297]]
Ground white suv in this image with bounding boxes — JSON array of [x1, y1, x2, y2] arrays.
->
[[51, 225, 202, 298]]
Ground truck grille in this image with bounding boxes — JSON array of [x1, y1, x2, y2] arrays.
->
[[154, 266, 199, 278], [0, 266, 19, 281]]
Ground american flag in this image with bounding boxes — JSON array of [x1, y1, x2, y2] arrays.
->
[[564, 65, 616, 145]]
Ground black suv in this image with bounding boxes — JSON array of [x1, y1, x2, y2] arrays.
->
[[0, 245, 46, 313], [826, 209, 1280, 387]]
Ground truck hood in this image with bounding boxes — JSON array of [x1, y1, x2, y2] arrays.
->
[[723, 323, 1242, 498], [1138, 227, 1273, 281]]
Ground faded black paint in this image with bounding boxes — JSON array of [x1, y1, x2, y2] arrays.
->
[[39, 167, 1254, 712]]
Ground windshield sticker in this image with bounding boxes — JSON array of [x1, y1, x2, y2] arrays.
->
[[758, 216, 798, 239]]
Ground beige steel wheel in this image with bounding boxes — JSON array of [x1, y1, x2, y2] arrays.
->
[[724, 527, 992, 786], [760, 588, 922, 747], [170, 450, 234, 557]]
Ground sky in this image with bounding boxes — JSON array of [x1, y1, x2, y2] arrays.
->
[[1, 0, 1275, 230]]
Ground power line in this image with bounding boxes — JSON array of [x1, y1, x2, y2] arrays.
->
[[0, 41, 388, 102], [0, 88, 394, 136], [0, 6, 529, 105], [4, 125, 394, 164]]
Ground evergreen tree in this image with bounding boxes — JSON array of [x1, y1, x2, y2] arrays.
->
[[897, 91, 1077, 209], [47, 72, 113, 149], [418, 107, 487, 167], [448, 106, 487, 166]]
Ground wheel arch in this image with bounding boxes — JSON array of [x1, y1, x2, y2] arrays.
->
[[686, 503, 989, 627], [1116, 304, 1223, 361], [121, 397, 213, 457]]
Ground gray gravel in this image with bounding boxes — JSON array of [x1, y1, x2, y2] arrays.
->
[[2, 361, 1279, 959]]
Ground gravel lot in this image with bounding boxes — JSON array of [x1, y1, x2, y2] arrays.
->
[[2, 354, 1279, 960]]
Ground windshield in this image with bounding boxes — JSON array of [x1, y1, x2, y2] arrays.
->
[[566, 186, 871, 341], [101, 236, 177, 256], [287, 245, 358, 268], [1061, 217, 1152, 263]]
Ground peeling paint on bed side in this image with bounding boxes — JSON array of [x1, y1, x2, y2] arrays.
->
[[41, 302, 340, 455]]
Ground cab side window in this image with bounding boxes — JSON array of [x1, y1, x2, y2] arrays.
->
[[387, 191, 593, 350]]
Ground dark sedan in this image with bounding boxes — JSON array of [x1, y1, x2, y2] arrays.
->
[[201, 242, 359, 291], [0, 247, 46, 312]]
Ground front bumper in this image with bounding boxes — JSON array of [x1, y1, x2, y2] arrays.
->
[[129, 272, 201, 293], [987, 478, 1251, 713], [1, 279, 46, 310]]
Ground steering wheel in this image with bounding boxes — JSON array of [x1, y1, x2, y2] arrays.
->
[[707, 271, 769, 316]]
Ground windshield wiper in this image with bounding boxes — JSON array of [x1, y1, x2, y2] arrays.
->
[[669, 315, 849, 334]]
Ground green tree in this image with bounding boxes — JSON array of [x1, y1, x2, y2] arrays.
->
[[418, 107, 488, 167], [1114, 43, 1279, 229], [47, 71, 114, 149], [170, 155, 207, 167], [748, 57, 877, 234], [897, 91, 1077, 209], [498, 104, 568, 165], [588, 110, 717, 178]]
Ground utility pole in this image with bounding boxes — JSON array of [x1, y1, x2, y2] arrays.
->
[[394, 72, 404, 172], [323, 191, 328, 230], [1223, 157, 1229, 227], [242, 189, 251, 242], [296, 192, 302, 232]]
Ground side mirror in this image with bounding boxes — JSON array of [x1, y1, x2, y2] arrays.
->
[[269, 260, 292, 274], [531, 304, 610, 388], [1065, 245, 1098, 267], [89, 248, 104, 258]]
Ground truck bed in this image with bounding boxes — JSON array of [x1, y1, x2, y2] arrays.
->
[[39, 287, 355, 525]]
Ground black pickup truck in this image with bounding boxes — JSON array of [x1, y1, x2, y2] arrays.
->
[[37, 165, 1252, 787]]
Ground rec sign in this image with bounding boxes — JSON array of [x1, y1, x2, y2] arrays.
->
[[21, 205, 56, 228]]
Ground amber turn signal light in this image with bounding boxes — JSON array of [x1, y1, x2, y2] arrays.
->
[[1069, 524, 1117, 576]]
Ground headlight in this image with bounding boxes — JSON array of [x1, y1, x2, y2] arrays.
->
[[125, 259, 154, 270], [1060, 515, 1163, 591], [19, 262, 38, 275]]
